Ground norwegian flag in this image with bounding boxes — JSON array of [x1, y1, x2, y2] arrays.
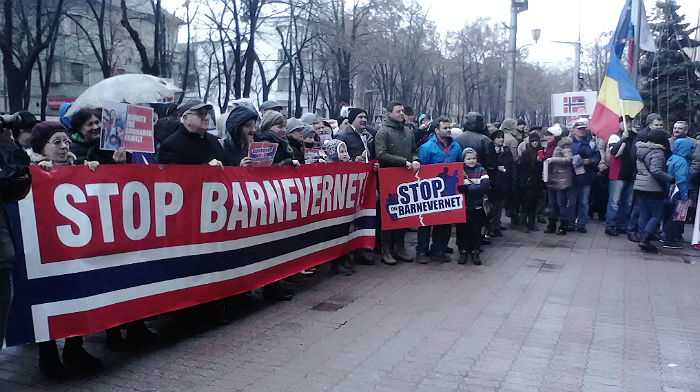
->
[[563, 96, 588, 114], [551, 91, 597, 117]]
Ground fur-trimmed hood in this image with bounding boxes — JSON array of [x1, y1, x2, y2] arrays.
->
[[635, 141, 665, 160], [27, 148, 76, 165]]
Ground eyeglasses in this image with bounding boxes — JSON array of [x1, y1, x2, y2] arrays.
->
[[184, 110, 209, 119]]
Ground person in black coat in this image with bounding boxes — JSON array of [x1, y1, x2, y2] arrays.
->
[[516, 133, 545, 232], [222, 105, 258, 166], [157, 102, 226, 166], [286, 120, 306, 164], [455, 112, 497, 173], [336, 108, 376, 161], [488, 130, 515, 237], [255, 112, 299, 166], [221, 107, 293, 301]]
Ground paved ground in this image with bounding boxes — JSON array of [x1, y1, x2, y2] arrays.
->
[[1, 220, 699, 392]]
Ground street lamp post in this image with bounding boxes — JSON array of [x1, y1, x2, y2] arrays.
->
[[552, 40, 582, 92], [505, 0, 535, 119]]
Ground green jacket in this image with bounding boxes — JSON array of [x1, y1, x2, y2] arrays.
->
[[374, 117, 418, 167]]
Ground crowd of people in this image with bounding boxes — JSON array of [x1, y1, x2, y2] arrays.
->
[[0, 97, 697, 378]]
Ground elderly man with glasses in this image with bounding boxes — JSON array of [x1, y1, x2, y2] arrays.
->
[[157, 100, 226, 166]]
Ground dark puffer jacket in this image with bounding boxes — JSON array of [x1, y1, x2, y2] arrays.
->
[[455, 112, 496, 172], [546, 136, 574, 191], [517, 143, 544, 200], [336, 125, 376, 161], [68, 133, 96, 165], [222, 105, 258, 166], [490, 146, 514, 192], [633, 141, 673, 195], [157, 124, 226, 165]]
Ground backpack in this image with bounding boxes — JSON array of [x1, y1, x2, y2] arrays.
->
[[0, 143, 32, 202]]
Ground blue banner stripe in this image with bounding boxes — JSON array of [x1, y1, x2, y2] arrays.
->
[[5, 203, 374, 345]]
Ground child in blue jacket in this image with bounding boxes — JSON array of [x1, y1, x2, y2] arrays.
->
[[661, 137, 692, 248], [456, 147, 490, 265]]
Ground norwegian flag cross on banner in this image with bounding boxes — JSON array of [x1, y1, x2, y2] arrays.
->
[[563, 96, 587, 114]]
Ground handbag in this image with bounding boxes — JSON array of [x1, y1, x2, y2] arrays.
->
[[482, 193, 492, 217]]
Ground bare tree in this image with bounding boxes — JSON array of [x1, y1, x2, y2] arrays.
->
[[316, 0, 373, 115], [581, 32, 611, 91], [36, 21, 60, 120], [120, 0, 170, 76], [177, 0, 198, 104], [64, 0, 126, 78], [0, 0, 65, 112]]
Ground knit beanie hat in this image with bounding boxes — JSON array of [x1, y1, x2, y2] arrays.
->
[[302, 124, 316, 140], [300, 112, 319, 124], [348, 108, 367, 124], [462, 147, 477, 160], [286, 118, 305, 134], [546, 123, 563, 138], [323, 139, 343, 161], [645, 113, 662, 126], [259, 111, 286, 133], [529, 132, 541, 142], [500, 118, 517, 132], [31, 122, 68, 153]]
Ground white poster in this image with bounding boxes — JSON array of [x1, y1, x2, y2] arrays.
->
[[551, 91, 598, 117]]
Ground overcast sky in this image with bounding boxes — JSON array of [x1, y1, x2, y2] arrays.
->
[[426, 0, 700, 65], [163, 0, 700, 65]]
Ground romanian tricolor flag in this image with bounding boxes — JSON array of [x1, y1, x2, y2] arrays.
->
[[590, 0, 645, 141]]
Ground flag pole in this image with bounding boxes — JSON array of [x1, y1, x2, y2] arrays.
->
[[619, 98, 628, 134], [632, 0, 642, 87]]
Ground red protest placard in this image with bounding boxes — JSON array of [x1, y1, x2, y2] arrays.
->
[[123, 105, 155, 153], [304, 148, 324, 163], [674, 199, 691, 221], [379, 163, 465, 230], [249, 142, 278, 167], [101, 102, 154, 153]]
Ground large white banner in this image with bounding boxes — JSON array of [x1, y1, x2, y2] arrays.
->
[[551, 91, 598, 117]]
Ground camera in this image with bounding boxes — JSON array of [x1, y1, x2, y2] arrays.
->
[[0, 111, 37, 131]]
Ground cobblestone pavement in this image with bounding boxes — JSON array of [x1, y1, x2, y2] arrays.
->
[[1, 220, 699, 392]]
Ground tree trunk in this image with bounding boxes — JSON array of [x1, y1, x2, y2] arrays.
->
[[337, 50, 351, 105], [242, 0, 258, 97]]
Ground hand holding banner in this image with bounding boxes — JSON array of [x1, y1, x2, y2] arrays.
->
[[101, 102, 154, 153]]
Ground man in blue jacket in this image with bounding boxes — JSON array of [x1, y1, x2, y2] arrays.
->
[[570, 119, 601, 233], [415, 117, 462, 263]]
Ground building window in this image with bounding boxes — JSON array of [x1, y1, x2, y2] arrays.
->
[[70, 63, 85, 84], [277, 66, 290, 92], [51, 61, 62, 83]]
